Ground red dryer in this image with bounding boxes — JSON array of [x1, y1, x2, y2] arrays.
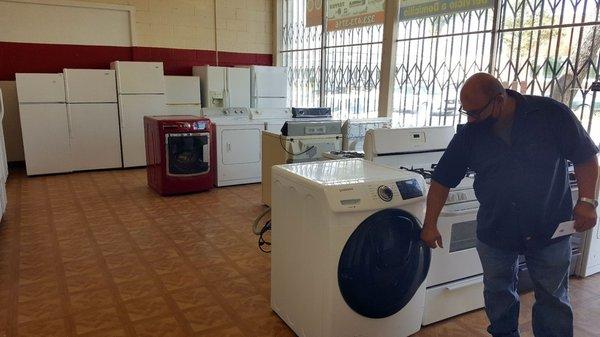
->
[[144, 116, 215, 195]]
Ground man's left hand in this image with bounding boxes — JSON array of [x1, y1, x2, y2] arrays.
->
[[574, 201, 598, 232]]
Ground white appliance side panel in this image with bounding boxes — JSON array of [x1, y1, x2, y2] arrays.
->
[[166, 105, 202, 116], [251, 97, 288, 109], [252, 66, 288, 97], [64, 69, 117, 103], [15, 73, 66, 103], [216, 125, 261, 185], [164, 76, 201, 104], [119, 94, 167, 167], [226, 68, 250, 107], [111, 62, 165, 94], [68, 103, 122, 171], [19, 103, 71, 175], [0, 124, 8, 182]]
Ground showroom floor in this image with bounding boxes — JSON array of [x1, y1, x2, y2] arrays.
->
[[0, 168, 599, 337]]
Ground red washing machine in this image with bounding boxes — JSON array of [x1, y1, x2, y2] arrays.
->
[[144, 116, 215, 196]]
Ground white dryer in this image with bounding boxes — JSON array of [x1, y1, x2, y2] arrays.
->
[[201, 107, 264, 187], [271, 159, 430, 337]]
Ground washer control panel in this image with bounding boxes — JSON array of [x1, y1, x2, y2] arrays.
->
[[377, 185, 394, 202]]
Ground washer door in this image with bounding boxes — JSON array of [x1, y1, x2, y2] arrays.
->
[[338, 208, 431, 319]]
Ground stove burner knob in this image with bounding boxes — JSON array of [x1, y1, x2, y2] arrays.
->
[[377, 185, 393, 202]]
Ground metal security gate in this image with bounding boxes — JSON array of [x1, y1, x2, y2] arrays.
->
[[493, 0, 600, 140], [279, 0, 600, 141]]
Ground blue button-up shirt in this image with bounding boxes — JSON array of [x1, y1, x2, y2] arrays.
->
[[432, 90, 599, 252]]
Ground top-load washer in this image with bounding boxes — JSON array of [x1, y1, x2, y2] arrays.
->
[[249, 107, 292, 134], [271, 159, 430, 337], [201, 107, 265, 187]]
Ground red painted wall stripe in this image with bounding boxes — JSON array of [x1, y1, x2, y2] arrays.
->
[[0, 41, 273, 80]]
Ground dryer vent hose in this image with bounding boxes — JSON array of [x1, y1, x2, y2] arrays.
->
[[252, 207, 271, 235]]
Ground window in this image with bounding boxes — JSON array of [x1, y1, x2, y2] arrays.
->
[[393, 9, 494, 127], [281, 0, 322, 108], [493, 0, 600, 141], [280, 0, 383, 120], [277, 0, 600, 142], [324, 25, 383, 119]]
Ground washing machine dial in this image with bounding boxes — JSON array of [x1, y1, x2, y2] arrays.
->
[[377, 185, 393, 202]]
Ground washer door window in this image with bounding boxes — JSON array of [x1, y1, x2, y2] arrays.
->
[[338, 208, 431, 319], [166, 133, 210, 176]]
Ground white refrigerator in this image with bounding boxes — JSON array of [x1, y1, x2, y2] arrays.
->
[[250, 66, 288, 108], [64, 69, 122, 171], [165, 76, 202, 115], [193, 66, 250, 108], [16, 73, 72, 176], [111, 61, 167, 167]]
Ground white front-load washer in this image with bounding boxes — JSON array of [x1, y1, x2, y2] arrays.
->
[[271, 158, 430, 337]]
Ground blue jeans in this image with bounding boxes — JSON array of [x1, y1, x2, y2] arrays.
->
[[476, 238, 573, 337]]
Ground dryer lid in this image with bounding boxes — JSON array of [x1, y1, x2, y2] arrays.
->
[[338, 208, 430, 319]]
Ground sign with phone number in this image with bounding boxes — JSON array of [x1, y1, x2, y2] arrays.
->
[[306, 0, 385, 31]]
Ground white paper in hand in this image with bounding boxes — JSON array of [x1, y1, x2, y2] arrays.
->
[[551, 220, 576, 239]]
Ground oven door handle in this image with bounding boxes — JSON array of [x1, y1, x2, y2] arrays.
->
[[440, 206, 479, 217], [445, 276, 483, 291]]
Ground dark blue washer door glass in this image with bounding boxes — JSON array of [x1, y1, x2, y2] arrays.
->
[[338, 208, 431, 319]]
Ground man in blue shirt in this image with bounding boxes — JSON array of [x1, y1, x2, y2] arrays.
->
[[421, 73, 598, 337]]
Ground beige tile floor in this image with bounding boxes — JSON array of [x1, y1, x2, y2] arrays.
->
[[1, 168, 599, 336]]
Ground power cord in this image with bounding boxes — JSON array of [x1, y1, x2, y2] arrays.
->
[[279, 136, 315, 156], [258, 220, 271, 253]]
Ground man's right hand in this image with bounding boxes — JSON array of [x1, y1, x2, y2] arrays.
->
[[421, 225, 443, 249]]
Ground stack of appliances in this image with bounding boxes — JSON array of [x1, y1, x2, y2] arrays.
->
[[16, 73, 72, 175], [271, 159, 430, 337], [144, 116, 213, 196], [0, 89, 8, 219], [64, 69, 122, 171], [323, 117, 392, 160], [111, 61, 167, 168], [342, 117, 392, 151], [261, 118, 342, 206], [201, 107, 264, 187], [249, 108, 292, 133], [250, 65, 288, 108], [261, 107, 343, 205], [164, 76, 202, 115], [363, 126, 484, 325], [193, 66, 250, 108]]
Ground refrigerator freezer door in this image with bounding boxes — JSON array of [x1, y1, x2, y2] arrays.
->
[[64, 69, 117, 103], [111, 61, 165, 94], [19, 103, 71, 175], [251, 97, 288, 109], [165, 76, 201, 104], [226, 68, 250, 108], [15, 73, 66, 103], [68, 103, 122, 171], [251, 66, 288, 98], [194, 66, 226, 108], [119, 94, 167, 167]]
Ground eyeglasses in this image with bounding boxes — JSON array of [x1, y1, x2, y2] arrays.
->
[[459, 95, 498, 118]]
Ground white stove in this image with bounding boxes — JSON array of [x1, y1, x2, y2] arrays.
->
[[363, 126, 484, 325]]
